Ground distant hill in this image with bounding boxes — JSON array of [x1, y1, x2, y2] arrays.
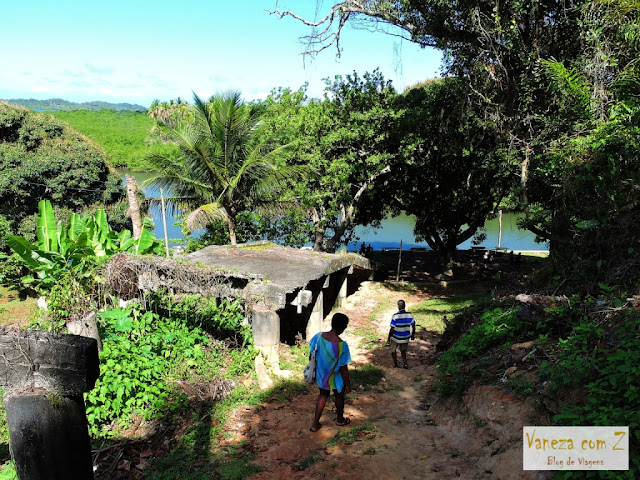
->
[[2, 97, 147, 112]]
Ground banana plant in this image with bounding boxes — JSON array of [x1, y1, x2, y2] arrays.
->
[[5, 199, 163, 292]]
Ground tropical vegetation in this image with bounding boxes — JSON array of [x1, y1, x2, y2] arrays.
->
[[145, 91, 304, 245], [52, 109, 175, 170], [0, 102, 126, 241], [390, 77, 511, 272], [260, 70, 401, 252], [4, 200, 162, 294], [0, 0, 639, 476]]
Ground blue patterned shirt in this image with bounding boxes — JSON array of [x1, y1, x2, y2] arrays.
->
[[390, 310, 415, 343]]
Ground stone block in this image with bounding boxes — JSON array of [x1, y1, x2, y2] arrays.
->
[[0, 328, 99, 396]]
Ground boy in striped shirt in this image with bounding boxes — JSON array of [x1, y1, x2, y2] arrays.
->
[[386, 299, 415, 369]]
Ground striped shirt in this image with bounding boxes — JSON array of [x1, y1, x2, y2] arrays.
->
[[390, 310, 415, 343]]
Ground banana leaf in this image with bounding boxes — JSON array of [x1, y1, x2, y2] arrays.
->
[[36, 200, 58, 253], [6, 235, 49, 270], [116, 229, 135, 251], [67, 213, 84, 241], [93, 209, 110, 241], [57, 221, 68, 257], [134, 226, 155, 254]]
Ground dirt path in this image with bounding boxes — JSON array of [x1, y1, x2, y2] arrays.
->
[[228, 282, 551, 480]]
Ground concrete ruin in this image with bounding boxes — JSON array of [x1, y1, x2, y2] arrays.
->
[[0, 328, 100, 480], [106, 242, 375, 365]]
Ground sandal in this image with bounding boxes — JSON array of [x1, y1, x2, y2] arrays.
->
[[310, 423, 322, 432], [335, 417, 351, 427]]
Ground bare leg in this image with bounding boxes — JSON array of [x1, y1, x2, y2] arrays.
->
[[335, 390, 345, 423], [391, 351, 398, 367], [311, 390, 329, 432], [401, 351, 408, 368]]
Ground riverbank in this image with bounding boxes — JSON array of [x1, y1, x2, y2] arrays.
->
[[364, 249, 546, 283]]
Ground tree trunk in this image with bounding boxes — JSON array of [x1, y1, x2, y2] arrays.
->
[[125, 174, 143, 240], [313, 225, 325, 251], [228, 217, 237, 245], [310, 207, 326, 251]]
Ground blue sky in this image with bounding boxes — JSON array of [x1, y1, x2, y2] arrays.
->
[[1, 0, 442, 107]]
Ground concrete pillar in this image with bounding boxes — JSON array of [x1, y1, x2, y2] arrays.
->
[[0, 328, 99, 480], [336, 272, 348, 308], [4, 394, 94, 480], [306, 291, 324, 340], [251, 306, 280, 366]]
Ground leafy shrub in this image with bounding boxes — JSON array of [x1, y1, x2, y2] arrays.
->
[[436, 307, 527, 397], [438, 307, 524, 363], [542, 308, 640, 479], [0, 103, 125, 232], [18, 120, 43, 151], [84, 297, 257, 438], [86, 306, 210, 436], [148, 293, 252, 348]]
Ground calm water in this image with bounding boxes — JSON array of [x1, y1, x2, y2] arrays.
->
[[122, 170, 547, 251], [350, 212, 547, 251]]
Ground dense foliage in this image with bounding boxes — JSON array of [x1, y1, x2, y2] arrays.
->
[[52, 109, 175, 170], [0, 102, 125, 240], [3, 98, 146, 112], [86, 300, 254, 438], [260, 70, 401, 251], [276, 0, 640, 285], [391, 78, 511, 270], [4, 200, 163, 295]]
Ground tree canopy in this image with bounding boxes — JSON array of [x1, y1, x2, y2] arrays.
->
[[391, 78, 510, 270], [274, 0, 640, 287], [260, 70, 401, 251], [0, 102, 125, 241]]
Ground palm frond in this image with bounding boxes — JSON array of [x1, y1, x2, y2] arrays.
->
[[542, 58, 592, 114], [251, 199, 306, 219], [186, 202, 228, 231]]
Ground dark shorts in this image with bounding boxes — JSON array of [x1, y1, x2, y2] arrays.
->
[[319, 387, 344, 397]]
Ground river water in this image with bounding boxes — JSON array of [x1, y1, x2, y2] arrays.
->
[[122, 170, 547, 252]]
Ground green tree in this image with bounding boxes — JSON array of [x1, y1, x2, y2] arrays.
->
[[520, 0, 640, 288], [0, 102, 124, 240], [273, 0, 587, 239], [391, 78, 509, 272], [145, 91, 302, 245], [260, 70, 401, 251], [148, 97, 193, 129]]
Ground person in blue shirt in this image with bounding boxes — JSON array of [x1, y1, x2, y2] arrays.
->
[[386, 299, 415, 369], [309, 313, 352, 432]]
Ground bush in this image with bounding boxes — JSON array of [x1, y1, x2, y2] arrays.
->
[[148, 293, 252, 347], [541, 307, 640, 479], [436, 307, 527, 397]]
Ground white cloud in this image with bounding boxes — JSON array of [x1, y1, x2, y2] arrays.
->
[[85, 63, 115, 75]]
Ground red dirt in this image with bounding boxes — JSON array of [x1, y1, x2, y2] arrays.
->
[[227, 280, 551, 480]]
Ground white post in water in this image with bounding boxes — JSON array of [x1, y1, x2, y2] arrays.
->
[[396, 240, 403, 282], [497, 209, 503, 249], [160, 188, 170, 258]]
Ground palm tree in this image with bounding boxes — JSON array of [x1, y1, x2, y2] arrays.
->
[[145, 91, 302, 245]]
